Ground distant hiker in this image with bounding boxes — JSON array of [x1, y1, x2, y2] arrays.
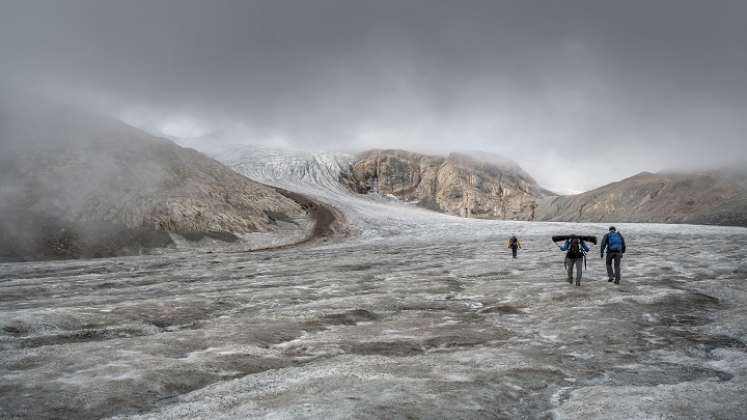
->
[[508, 235, 521, 258], [556, 235, 591, 286], [600, 226, 626, 284]]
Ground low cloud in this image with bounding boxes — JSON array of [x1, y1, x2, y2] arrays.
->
[[2, 0, 746, 192]]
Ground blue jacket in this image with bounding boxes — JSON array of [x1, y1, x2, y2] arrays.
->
[[601, 232, 626, 255], [560, 239, 590, 253]]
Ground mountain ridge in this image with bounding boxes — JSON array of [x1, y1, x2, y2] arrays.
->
[[533, 169, 747, 227], [341, 148, 747, 227], [0, 99, 316, 260]]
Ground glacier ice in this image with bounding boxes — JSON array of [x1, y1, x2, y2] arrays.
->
[[0, 144, 746, 419]]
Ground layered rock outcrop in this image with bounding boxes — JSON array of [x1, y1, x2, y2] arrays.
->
[[345, 149, 552, 220], [344, 149, 747, 227]]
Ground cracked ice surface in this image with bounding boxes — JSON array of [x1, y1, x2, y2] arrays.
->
[[2, 146, 747, 419]]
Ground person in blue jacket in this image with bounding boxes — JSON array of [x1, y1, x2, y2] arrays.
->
[[557, 235, 591, 286], [600, 226, 626, 284]]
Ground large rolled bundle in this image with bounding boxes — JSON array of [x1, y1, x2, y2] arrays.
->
[[551, 235, 597, 244]]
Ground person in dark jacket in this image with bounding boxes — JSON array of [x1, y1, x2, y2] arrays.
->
[[507, 235, 521, 258], [600, 226, 626, 284], [556, 235, 590, 286]]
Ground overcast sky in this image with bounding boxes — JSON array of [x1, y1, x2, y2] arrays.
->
[[2, 0, 746, 193]]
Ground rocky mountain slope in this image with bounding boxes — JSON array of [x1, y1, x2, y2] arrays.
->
[[0, 99, 311, 260], [342, 149, 747, 227], [534, 170, 747, 227], [344, 149, 552, 220]]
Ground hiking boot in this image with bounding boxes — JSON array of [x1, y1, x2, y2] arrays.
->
[[614, 280, 619, 285], [608, 278, 613, 282]]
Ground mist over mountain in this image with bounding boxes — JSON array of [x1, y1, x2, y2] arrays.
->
[[0, 96, 311, 260], [4, 1, 747, 193]]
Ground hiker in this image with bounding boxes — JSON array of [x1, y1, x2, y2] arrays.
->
[[600, 226, 626, 284], [556, 235, 591, 286], [507, 235, 521, 258]]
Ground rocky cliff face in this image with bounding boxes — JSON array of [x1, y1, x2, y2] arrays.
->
[[0, 98, 310, 260], [345, 149, 551, 220], [344, 149, 747, 227], [534, 170, 747, 227]]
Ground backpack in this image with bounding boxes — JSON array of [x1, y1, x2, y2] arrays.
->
[[567, 238, 584, 259], [608, 232, 623, 252]]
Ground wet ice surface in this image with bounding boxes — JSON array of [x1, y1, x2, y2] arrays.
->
[[3, 226, 747, 420], [2, 148, 747, 419]]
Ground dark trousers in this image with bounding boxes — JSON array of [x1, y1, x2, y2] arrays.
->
[[565, 257, 583, 285], [606, 252, 623, 283], [511, 246, 518, 258]]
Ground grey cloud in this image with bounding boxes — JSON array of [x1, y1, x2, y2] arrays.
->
[[1, 0, 746, 192]]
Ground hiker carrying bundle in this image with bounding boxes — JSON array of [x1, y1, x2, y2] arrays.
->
[[600, 226, 626, 284], [554, 235, 593, 286]]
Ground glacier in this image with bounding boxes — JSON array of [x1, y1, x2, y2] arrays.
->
[[1, 144, 746, 419]]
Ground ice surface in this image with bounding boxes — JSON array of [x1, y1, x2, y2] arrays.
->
[[1, 145, 746, 419]]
